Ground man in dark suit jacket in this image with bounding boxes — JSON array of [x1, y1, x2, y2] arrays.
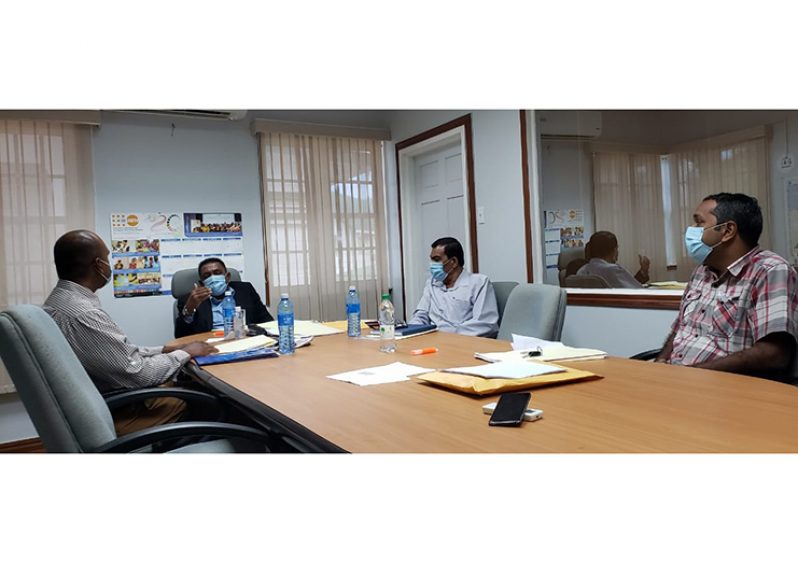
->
[[174, 257, 273, 338]]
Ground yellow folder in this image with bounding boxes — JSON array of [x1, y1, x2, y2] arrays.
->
[[416, 365, 602, 396]]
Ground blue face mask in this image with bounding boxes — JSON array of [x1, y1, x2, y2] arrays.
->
[[684, 222, 728, 264], [429, 259, 451, 283], [203, 274, 228, 296]]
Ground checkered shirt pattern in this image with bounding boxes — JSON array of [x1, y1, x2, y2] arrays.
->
[[669, 247, 798, 366]]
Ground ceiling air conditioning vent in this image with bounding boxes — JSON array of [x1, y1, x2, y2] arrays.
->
[[122, 109, 248, 121], [538, 110, 602, 140]]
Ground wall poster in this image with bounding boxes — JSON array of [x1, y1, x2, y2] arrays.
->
[[543, 209, 585, 269], [110, 212, 245, 298]]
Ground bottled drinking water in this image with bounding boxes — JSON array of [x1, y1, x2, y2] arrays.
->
[[346, 286, 361, 337], [233, 306, 245, 339], [378, 293, 396, 353], [222, 290, 236, 339], [277, 293, 295, 355]]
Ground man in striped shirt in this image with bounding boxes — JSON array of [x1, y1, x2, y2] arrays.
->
[[43, 230, 217, 435], [656, 193, 798, 381]]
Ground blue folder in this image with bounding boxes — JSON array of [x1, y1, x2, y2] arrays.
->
[[194, 347, 278, 366], [395, 323, 437, 337]]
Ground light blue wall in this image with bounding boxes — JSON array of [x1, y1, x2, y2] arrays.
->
[[92, 112, 266, 346]]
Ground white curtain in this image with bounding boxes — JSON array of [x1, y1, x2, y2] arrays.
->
[[258, 132, 389, 321], [0, 120, 95, 394], [667, 131, 770, 279], [592, 151, 668, 282]]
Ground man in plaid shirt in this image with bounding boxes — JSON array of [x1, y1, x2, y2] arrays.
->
[[656, 193, 798, 381]]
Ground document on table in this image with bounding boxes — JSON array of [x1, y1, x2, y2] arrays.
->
[[478, 334, 607, 362], [210, 334, 275, 354], [327, 362, 435, 386], [510, 334, 560, 351], [442, 362, 565, 379], [257, 320, 344, 337]]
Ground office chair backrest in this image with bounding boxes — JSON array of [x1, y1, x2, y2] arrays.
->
[[497, 283, 567, 342], [492, 281, 519, 325], [0, 305, 116, 453], [171, 267, 242, 301], [564, 274, 610, 289], [558, 247, 585, 286]]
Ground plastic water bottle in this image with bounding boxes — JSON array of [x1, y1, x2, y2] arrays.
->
[[233, 306, 245, 339], [277, 293, 295, 355], [222, 290, 236, 339], [378, 293, 396, 353], [346, 286, 361, 337]]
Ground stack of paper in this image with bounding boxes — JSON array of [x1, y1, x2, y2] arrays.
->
[[475, 346, 606, 363], [257, 320, 344, 337], [473, 333, 607, 362], [442, 362, 565, 380], [327, 362, 434, 386], [209, 334, 275, 354]]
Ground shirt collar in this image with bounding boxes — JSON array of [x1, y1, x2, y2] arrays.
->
[[434, 269, 470, 290], [56, 279, 101, 306], [702, 246, 760, 284], [210, 285, 235, 304]]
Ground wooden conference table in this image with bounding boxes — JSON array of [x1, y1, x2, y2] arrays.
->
[[175, 330, 798, 453]]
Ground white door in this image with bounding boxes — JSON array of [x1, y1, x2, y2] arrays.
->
[[405, 140, 468, 316]]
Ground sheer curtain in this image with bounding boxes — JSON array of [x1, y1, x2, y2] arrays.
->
[[667, 127, 770, 279], [0, 120, 95, 393], [258, 132, 389, 321], [592, 151, 668, 281]]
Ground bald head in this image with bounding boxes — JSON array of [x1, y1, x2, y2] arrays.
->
[[54, 230, 107, 282]]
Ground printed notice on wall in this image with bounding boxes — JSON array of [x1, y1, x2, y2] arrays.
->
[[544, 209, 585, 269], [110, 212, 245, 298]]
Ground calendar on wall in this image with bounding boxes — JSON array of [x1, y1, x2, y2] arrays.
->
[[109, 211, 244, 297]]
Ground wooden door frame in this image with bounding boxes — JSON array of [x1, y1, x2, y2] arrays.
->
[[394, 114, 478, 318]]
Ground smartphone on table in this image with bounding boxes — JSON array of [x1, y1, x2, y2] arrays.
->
[[488, 392, 532, 426]]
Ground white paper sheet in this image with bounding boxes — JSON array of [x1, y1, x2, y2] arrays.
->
[[443, 362, 564, 379], [210, 334, 275, 354], [510, 334, 560, 351], [327, 362, 434, 386]]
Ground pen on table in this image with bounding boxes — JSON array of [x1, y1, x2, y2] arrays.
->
[[410, 347, 439, 356]]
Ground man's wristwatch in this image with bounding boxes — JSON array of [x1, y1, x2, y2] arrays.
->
[[182, 305, 195, 318]]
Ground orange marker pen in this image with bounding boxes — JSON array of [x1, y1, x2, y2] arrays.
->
[[410, 347, 439, 356]]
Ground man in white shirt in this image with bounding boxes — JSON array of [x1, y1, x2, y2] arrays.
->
[[43, 230, 216, 435], [409, 237, 499, 338], [577, 231, 650, 288]]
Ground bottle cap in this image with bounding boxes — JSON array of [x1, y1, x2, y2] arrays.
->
[[349, 285, 356, 291], [225, 290, 232, 296], [381, 293, 390, 300], [235, 306, 241, 311], [280, 293, 289, 299]]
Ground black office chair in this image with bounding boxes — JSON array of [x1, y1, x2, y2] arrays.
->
[[630, 348, 662, 361]]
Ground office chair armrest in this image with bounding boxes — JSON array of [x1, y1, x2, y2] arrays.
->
[[629, 348, 663, 361], [103, 387, 222, 411], [93, 421, 273, 453]]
